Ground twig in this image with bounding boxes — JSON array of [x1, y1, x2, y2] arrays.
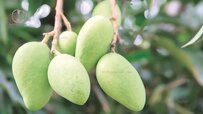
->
[[51, 0, 63, 53], [93, 84, 110, 113], [166, 78, 188, 89], [42, 31, 54, 43], [90, 74, 110, 113], [41, 0, 72, 54], [110, 0, 119, 52], [61, 12, 72, 31]]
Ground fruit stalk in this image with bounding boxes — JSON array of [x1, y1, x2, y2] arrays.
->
[[110, 0, 119, 52], [61, 12, 72, 31], [42, 0, 72, 54], [51, 0, 63, 53]]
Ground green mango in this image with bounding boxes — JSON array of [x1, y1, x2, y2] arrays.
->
[[57, 31, 77, 56], [96, 53, 146, 111], [48, 54, 90, 105], [75, 15, 113, 71], [92, 0, 122, 26], [12, 42, 52, 111]]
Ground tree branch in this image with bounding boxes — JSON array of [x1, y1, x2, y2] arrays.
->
[[42, 0, 72, 54], [51, 0, 63, 53], [61, 12, 72, 31], [93, 85, 110, 113], [110, 0, 119, 52]]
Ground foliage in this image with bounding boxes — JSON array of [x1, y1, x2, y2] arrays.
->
[[0, 0, 203, 114]]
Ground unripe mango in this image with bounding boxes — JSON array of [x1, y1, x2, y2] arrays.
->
[[57, 31, 77, 56], [96, 53, 146, 111], [12, 42, 52, 111], [48, 54, 90, 105], [75, 16, 113, 71], [92, 0, 122, 26]]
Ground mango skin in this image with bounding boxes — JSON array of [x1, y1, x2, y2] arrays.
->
[[92, 0, 122, 26], [48, 54, 90, 105], [96, 53, 146, 111], [12, 42, 52, 111], [57, 31, 77, 56], [75, 16, 113, 71]]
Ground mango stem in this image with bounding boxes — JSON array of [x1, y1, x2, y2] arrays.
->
[[110, 0, 120, 52], [60, 12, 72, 31], [53, 50, 61, 56], [41, 31, 54, 43], [41, 0, 72, 53]]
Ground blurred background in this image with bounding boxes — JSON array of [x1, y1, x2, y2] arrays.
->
[[1, 0, 203, 114]]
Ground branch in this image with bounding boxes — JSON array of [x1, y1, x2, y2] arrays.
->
[[90, 73, 110, 113], [166, 78, 188, 89], [61, 12, 72, 31], [51, 0, 63, 53], [42, 0, 72, 54], [93, 85, 110, 113], [110, 0, 119, 52]]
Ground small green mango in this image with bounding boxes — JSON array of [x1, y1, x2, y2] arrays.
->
[[96, 53, 146, 111], [75, 15, 113, 71], [92, 0, 122, 26], [12, 42, 52, 111], [57, 31, 77, 55], [48, 54, 90, 105]]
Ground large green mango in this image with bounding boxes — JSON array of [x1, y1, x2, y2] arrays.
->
[[57, 31, 77, 56], [92, 0, 122, 26], [48, 54, 90, 105], [96, 53, 146, 111], [75, 15, 113, 71], [12, 42, 52, 111]]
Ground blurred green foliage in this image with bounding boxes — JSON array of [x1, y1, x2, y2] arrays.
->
[[1, 0, 203, 114]]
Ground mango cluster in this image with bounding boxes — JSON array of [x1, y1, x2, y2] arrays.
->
[[12, 0, 146, 112]]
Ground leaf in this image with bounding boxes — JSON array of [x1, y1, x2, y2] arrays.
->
[[9, 26, 36, 41], [0, 69, 7, 87], [28, 0, 43, 14], [4, 82, 24, 106], [182, 25, 203, 48], [0, 70, 13, 114], [5, 0, 21, 10], [185, 50, 203, 84], [154, 37, 203, 86], [0, 0, 8, 44], [149, 85, 168, 114], [149, 85, 165, 105], [124, 50, 151, 62], [0, 69, 23, 106], [28, 0, 54, 15], [174, 103, 194, 114]]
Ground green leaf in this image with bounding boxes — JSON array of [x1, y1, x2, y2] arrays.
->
[[0, 69, 23, 106], [124, 50, 151, 62], [9, 26, 36, 41], [149, 85, 165, 105], [185, 50, 203, 84], [149, 85, 168, 114], [0, 0, 8, 44], [154, 37, 203, 86], [28, 0, 43, 14], [28, 0, 54, 15], [182, 25, 203, 48], [174, 103, 194, 114]]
